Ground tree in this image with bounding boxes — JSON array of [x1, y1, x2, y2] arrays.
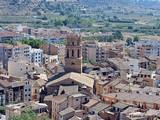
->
[[4, 40, 15, 45], [20, 38, 47, 48], [126, 37, 132, 46], [126, 48, 131, 57], [11, 110, 50, 120], [104, 21, 110, 27], [133, 35, 140, 42], [11, 110, 37, 120], [112, 31, 123, 40], [0, 106, 5, 114]]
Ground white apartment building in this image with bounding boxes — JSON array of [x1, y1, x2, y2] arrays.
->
[[12, 44, 31, 58], [134, 40, 160, 57], [23, 80, 32, 102], [30, 49, 43, 65]]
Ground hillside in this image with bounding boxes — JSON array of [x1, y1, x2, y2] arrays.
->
[[0, 0, 160, 16], [80, 0, 160, 9], [0, 0, 45, 16]]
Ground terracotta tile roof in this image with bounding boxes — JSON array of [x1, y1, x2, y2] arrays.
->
[[0, 31, 22, 37], [32, 79, 47, 87], [58, 85, 78, 95], [59, 107, 75, 116], [52, 94, 68, 104], [113, 102, 129, 109], [103, 92, 160, 104], [90, 102, 110, 112], [47, 72, 94, 88], [83, 99, 99, 108], [0, 80, 11, 88], [11, 81, 25, 87]]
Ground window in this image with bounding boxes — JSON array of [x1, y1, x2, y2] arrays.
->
[[78, 49, 80, 58], [67, 49, 69, 58], [72, 50, 74, 57], [71, 62, 75, 65], [72, 81, 74, 84], [35, 89, 37, 93]]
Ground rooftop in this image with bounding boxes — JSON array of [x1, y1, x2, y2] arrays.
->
[[83, 99, 99, 108], [51, 94, 68, 104], [90, 102, 110, 112], [58, 85, 78, 95], [47, 72, 94, 88], [59, 107, 75, 116], [113, 102, 130, 109], [103, 92, 160, 104]]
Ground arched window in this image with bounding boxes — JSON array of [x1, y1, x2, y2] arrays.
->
[[67, 49, 69, 58], [72, 50, 74, 57], [78, 49, 80, 58]]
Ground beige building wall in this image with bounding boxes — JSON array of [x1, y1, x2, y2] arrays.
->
[[87, 47, 97, 61], [40, 44, 49, 55], [52, 100, 68, 120]]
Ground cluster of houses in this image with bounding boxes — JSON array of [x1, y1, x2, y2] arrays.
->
[[1, 24, 160, 120]]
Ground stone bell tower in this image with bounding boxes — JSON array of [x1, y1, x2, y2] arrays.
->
[[65, 34, 82, 73]]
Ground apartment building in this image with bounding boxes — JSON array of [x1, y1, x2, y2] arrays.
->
[[0, 43, 31, 70], [40, 44, 65, 65], [0, 80, 32, 105], [0, 44, 10, 70], [44, 92, 90, 120], [30, 49, 43, 65], [0, 86, 5, 106], [82, 41, 125, 63], [0, 29, 23, 42], [135, 40, 160, 58]]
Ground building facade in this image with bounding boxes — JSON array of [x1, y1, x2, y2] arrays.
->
[[30, 49, 43, 65], [135, 40, 160, 58], [65, 34, 82, 73]]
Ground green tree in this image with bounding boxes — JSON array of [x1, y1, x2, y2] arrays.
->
[[133, 35, 140, 42], [4, 40, 15, 45], [20, 38, 47, 48], [104, 21, 110, 27], [112, 31, 123, 40], [11, 110, 51, 120], [126, 37, 132, 46], [0, 106, 5, 114], [11, 110, 37, 120]]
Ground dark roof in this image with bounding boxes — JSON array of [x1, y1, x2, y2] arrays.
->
[[90, 102, 110, 112], [113, 102, 130, 109], [59, 107, 75, 116]]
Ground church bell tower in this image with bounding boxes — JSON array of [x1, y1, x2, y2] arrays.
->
[[65, 34, 82, 73]]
